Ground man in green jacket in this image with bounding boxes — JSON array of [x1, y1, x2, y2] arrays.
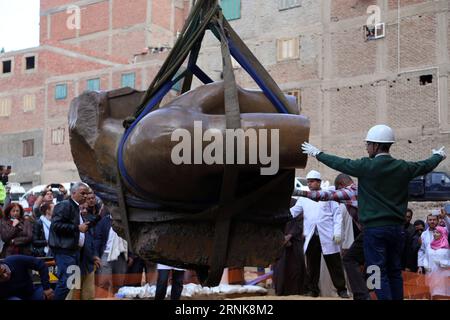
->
[[301, 124, 446, 300]]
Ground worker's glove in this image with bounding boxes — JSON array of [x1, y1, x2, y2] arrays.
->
[[301, 142, 321, 157], [333, 234, 342, 245], [432, 146, 446, 160]]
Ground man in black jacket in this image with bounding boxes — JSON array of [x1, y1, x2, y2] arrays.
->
[[0, 255, 54, 300], [48, 182, 90, 300]]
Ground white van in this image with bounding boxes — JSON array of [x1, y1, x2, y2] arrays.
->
[[8, 183, 26, 203]]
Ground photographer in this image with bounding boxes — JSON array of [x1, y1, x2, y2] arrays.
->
[[33, 187, 54, 219]]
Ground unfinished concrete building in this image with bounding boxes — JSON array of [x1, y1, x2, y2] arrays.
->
[[1, 0, 449, 187]]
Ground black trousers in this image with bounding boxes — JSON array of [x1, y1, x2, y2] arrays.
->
[[342, 231, 370, 300], [155, 269, 185, 300], [305, 234, 347, 295]]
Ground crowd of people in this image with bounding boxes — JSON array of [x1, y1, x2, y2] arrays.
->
[[1, 124, 449, 300], [0, 177, 183, 300], [290, 124, 449, 300]]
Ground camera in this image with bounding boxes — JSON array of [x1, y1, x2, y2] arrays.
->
[[51, 183, 61, 188]]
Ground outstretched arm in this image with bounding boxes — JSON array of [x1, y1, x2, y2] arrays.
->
[[301, 142, 366, 177], [293, 188, 354, 203]]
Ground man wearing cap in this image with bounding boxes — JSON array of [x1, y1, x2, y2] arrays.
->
[[291, 170, 349, 298], [301, 124, 446, 300]]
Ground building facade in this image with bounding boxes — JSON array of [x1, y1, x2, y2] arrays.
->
[[198, 0, 450, 180], [0, 0, 191, 187], [1, 0, 449, 187]]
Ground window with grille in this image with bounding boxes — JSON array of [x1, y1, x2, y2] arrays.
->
[[277, 38, 299, 61], [51, 128, 65, 145], [220, 0, 241, 21], [23, 94, 36, 112], [285, 89, 301, 108], [55, 84, 67, 100], [121, 73, 136, 88], [0, 98, 12, 117], [23, 139, 34, 157], [279, 0, 301, 11], [87, 78, 100, 91]]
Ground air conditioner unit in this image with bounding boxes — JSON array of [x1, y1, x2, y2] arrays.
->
[[374, 22, 385, 39], [364, 22, 385, 41]]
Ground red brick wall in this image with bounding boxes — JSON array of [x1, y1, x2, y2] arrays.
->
[[79, 36, 110, 56], [45, 125, 74, 162], [331, 0, 377, 21], [50, 10, 78, 41], [329, 84, 377, 135], [330, 26, 377, 77], [79, 1, 110, 36], [40, 15, 49, 45], [113, 0, 148, 29], [152, 0, 172, 30], [40, 51, 110, 75], [386, 14, 437, 72], [174, 6, 185, 34], [47, 81, 76, 119], [388, 0, 431, 10], [0, 55, 45, 92], [387, 72, 439, 130], [41, 0, 73, 12], [112, 29, 147, 59], [0, 89, 46, 133]]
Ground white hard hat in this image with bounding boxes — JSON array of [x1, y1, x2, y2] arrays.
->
[[431, 209, 441, 216], [306, 170, 321, 180], [365, 124, 395, 143]]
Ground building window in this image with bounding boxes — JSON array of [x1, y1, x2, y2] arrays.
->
[[23, 94, 36, 113], [0, 98, 12, 117], [277, 38, 299, 61], [121, 73, 136, 88], [220, 0, 241, 21], [419, 75, 433, 86], [25, 56, 35, 70], [55, 84, 67, 100], [279, 0, 301, 11], [87, 78, 100, 91], [285, 89, 301, 108], [2, 60, 12, 74], [23, 139, 34, 157], [51, 128, 65, 145]]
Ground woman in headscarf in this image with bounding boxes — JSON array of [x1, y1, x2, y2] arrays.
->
[[426, 225, 450, 299]]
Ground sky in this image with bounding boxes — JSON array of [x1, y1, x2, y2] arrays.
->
[[0, 0, 40, 52]]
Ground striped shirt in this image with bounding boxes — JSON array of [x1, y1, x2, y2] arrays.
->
[[293, 184, 361, 230]]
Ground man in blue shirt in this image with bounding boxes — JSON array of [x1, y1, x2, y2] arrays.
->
[[0, 255, 54, 300]]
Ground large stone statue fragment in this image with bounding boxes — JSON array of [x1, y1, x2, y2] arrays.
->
[[69, 81, 309, 270]]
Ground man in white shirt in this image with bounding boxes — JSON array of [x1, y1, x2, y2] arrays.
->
[[290, 170, 349, 298]]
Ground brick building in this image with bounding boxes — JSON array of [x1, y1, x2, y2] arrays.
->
[[0, 0, 191, 187], [197, 0, 450, 181], [1, 0, 449, 187]]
